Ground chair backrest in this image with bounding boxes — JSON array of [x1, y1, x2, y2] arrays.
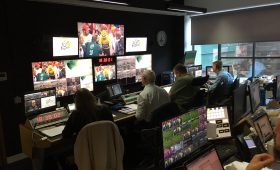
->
[[74, 121, 124, 170], [230, 77, 240, 95], [150, 102, 181, 127]]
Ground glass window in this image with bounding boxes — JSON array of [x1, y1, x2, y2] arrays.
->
[[194, 44, 218, 70], [255, 59, 280, 76], [255, 41, 280, 57], [221, 43, 253, 57], [221, 58, 253, 78]]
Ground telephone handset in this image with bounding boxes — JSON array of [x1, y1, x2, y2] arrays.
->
[[237, 133, 266, 160]]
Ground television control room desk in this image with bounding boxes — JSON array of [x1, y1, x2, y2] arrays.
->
[[19, 109, 136, 170]]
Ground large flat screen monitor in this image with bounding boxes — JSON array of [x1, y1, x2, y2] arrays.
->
[[78, 22, 124, 57], [233, 83, 250, 125], [185, 148, 223, 170], [162, 106, 207, 168], [248, 80, 261, 113], [117, 54, 152, 84], [24, 88, 56, 117], [126, 37, 147, 52], [32, 59, 93, 97], [53, 37, 78, 57]]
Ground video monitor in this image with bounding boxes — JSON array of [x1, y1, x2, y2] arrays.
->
[[126, 37, 147, 52], [93, 57, 116, 83], [186, 65, 202, 77], [233, 84, 250, 125], [252, 112, 274, 144], [53, 37, 78, 57], [277, 76, 280, 100], [117, 54, 152, 84], [78, 22, 124, 57], [248, 81, 261, 113], [185, 148, 223, 170], [106, 83, 122, 99], [184, 51, 196, 65], [162, 106, 207, 168], [32, 59, 93, 97], [24, 88, 56, 117]]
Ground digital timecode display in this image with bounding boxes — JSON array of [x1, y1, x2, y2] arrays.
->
[[36, 112, 61, 123]]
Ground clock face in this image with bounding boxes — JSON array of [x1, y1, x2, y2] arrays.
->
[[157, 30, 167, 47]]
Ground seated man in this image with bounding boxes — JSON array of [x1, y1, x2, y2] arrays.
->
[[208, 60, 234, 103], [169, 63, 199, 112], [135, 70, 170, 122]]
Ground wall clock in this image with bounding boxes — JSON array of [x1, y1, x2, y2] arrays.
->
[[157, 30, 167, 47]]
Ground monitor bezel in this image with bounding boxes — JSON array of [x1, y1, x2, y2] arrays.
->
[[248, 80, 261, 114], [24, 87, 57, 118], [160, 105, 208, 169], [276, 75, 280, 100], [106, 83, 123, 99], [233, 83, 250, 125]]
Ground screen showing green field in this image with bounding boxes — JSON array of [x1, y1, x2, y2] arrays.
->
[[162, 106, 207, 168]]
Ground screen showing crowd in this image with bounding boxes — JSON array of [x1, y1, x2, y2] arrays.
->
[[117, 54, 152, 84], [162, 106, 207, 168], [32, 59, 93, 97], [78, 22, 124, 57]]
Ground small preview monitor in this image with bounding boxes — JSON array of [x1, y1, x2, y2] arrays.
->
[[24, 88, 56, 117], [248, 81, 261, 113], [78, 22, 124, 57], [126, 37, 147, 52], [233, 84, 250, 125], [186, 65, 202, 77], [106, 83, 123, 98], [184, 51, 196, 65], [276, 76, 280, 100], [252, 112, 274, 144], [162, 106, 207, 168], [32, 59, 93, 97], [207, 106, 231, 140], [53, 37, 78, 57], [185, 148, 223, 170]]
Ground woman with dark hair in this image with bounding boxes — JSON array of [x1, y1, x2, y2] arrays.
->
[[62, 88, 113, 138]]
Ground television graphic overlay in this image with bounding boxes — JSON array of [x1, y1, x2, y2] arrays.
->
[[78, 22, 124, 57], [32, 59, 93, 97], [53, 37, 78, 57], [126, 37, 147, 52], [94, 57, 116, 82]]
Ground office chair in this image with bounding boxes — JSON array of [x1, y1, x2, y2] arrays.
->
[[74, 121, 124, 170], [136, 102, 181, 169]]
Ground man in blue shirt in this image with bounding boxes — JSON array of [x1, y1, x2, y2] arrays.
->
[[208, 61, 234, 104]]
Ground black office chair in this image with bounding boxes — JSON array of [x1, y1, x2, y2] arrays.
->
[[136, 102, 181, 169], [181, 76, 209, 111]]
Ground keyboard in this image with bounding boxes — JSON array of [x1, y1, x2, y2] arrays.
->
[[39, 125, 65, 137]]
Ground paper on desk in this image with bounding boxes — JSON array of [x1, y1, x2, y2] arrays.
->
[[125, 104, 137, 110], [224, 161, 272, 170]]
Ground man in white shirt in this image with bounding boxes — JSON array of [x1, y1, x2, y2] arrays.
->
[[135, 70, 170, 122]]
